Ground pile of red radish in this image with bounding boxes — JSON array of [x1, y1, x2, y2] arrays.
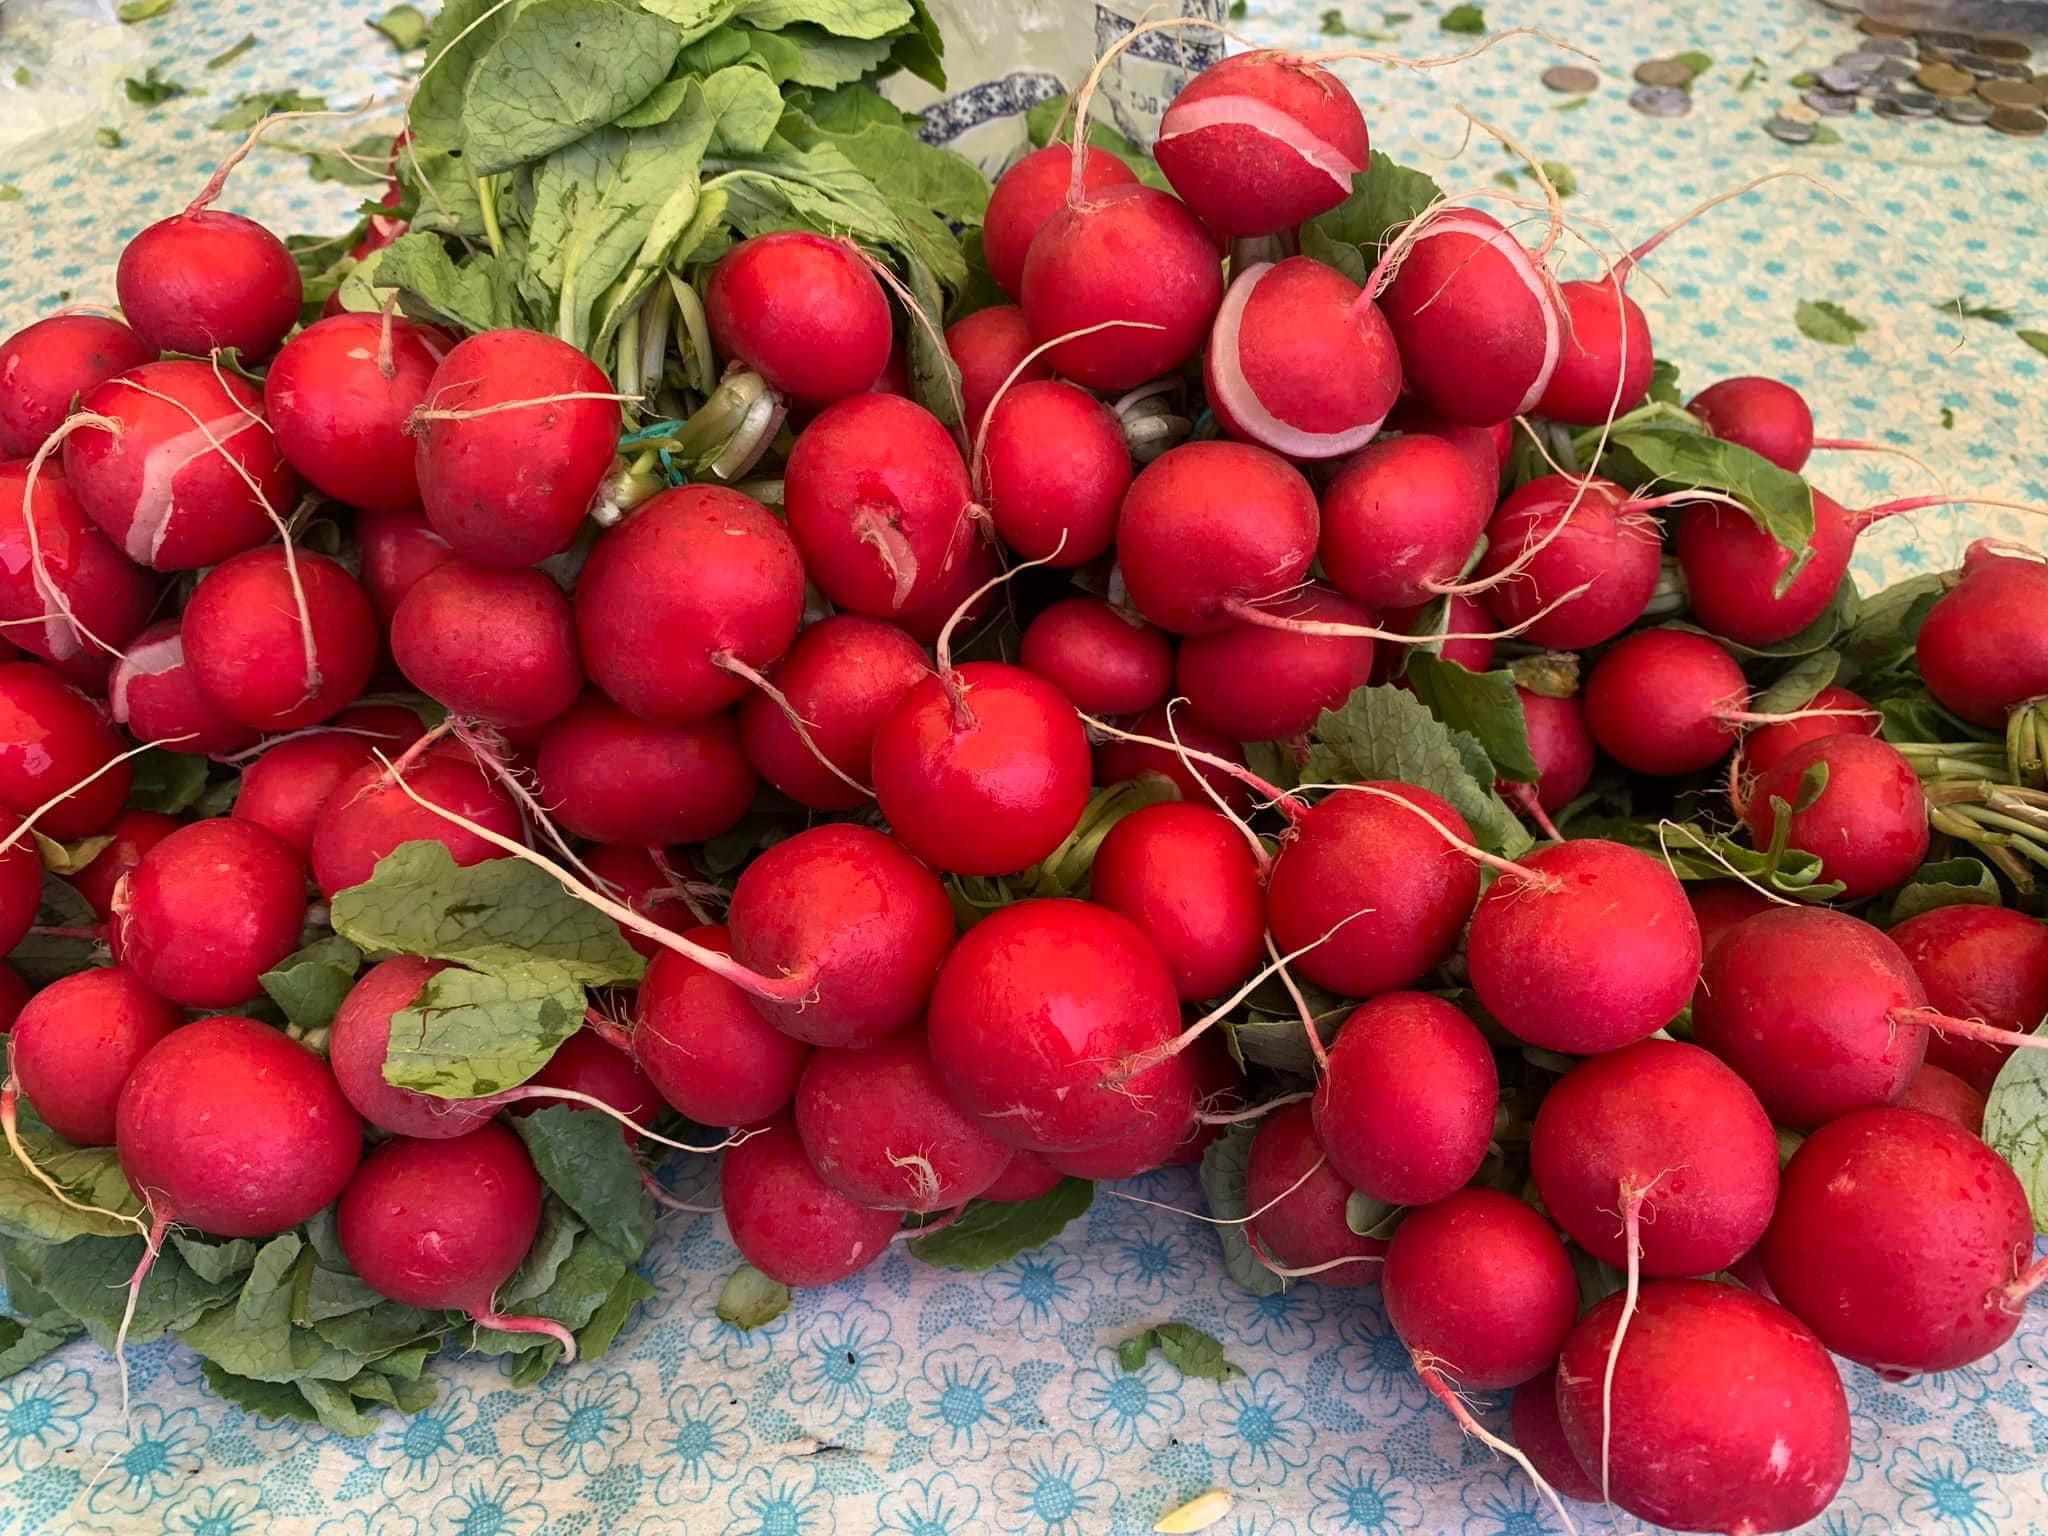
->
[[3, 33, 2046, 1536]]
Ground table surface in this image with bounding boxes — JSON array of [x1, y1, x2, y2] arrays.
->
[[3, 0, 2048, 1532]]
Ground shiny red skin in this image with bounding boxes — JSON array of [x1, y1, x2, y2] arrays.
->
[[1475, 476, 1661, 649], [1314, 992, 1497, 1206], [414, 330, 617, 565], [112, 818, 307, 1008], [1319, 434, 1492, 610], [328, 957, 493, 1139], [117, 1016, 362, 1237], [1206, 258, 1400, 452], [1740, 684, 1880, 778], [13, 969, 183, 1145], [392, 561, 582, 728], [1469, 839, 1701, 1055], [1534, 279, 1653, 427], [1515, 689, 1595, 813], [722, 1113, 903, 1287], [0, 315, 152, 458], [1020, 598, 1170, 717], [926, 898, 1181, 1154], [1917, 550, 2048, 727], [1583, 628, 1746, 776], [871, 662, 1091, 877], [1090, 801, 1266, 1002], [0, 964, 26, 1033], [183, 548, 378, 729], [1693, 906, 1927, 1127], [232, 712, 417, 858], [1265, 783, 1482, 999], [516, 1029, 661, 1132], [1381, 213, 1556, 426], [1117, 441, 1320, 634], [1675, 489, 1857, 649], [64, 361, 297, 571], [983, 380, 1131, 567], [0, 813, 33, 956], [944, 305, 1048, 435], [1382, 1189, 1578, 1390], [534, 693, 755, 848], [67, 809, 179, 922], [1509, 1369, 1600, 1505], [310, 749, 523, 899], [1764, 1107, 2033, 1373], [737, 615, 929, 812], [1376, 592, 1496, 678], [1385, 398, 1512, 480], [0, 460, 155, 685], [116, 211, 301, 359], [1895, 1062, 1986, 1135], [109, 618, 261, 756], [795, 1033, 1014, 1211], [636, 924, 810, 1125], [1093, 704, 1254, 817], [0, 661, 133, 837], [893, 528, 999, 646], [355, 503, 456, 623], [263, 312, 448, 510], [1742, 733, 1929, 901], [981, 1149, 1064, 1203], [983, 144, 1138, 299], [338, 1123, 542, 1311], [1244, 1102, 1385, 1285], [1176, 583, 1374, 743], [1890, 905, 2048, 1094], [1688, 375, 1815, 472], [1687, 882, 1775, 1003], [1045, 1049, 1202, 1181], [705, 232, 891, 407], [583, 844, 694, 961], [1556, 1281, 1849, 1534], [726, 824, 957, 1048], [575, 484, 805, 726]]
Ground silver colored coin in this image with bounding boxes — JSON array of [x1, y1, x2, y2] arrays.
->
[[1802, 88, 1860, 115], [1864, 37, 1915, 57], [1988, 59, 2033, 80], [1834, 50, 1886, 71], [1957, 53, 2000, 76], [1629, 83, 1693, 117], [1919, 29, 1974, 50], [1819, 65, 1871, 93], [1764, 115, 1817, 142], [1542, 64, 1601, 93], [1871, 94, 1915, 117], [1818, 0, 1860, 10], [1939, 93, 1994, 123], [1885, 86, 1939, 114], [1875, 57, 1917, 80]]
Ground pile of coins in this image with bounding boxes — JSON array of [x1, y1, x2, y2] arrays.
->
[[1629, 55, 1702, 118], [1776, 19, 2043, 139]]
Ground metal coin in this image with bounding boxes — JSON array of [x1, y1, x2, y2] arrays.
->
[[1916, 63, 1976, 95], [1634, 58, 1695, 88], [1956, 53, 2000, 77], [1863, 37, 1915, 58], [1975, 37, 2032, 62], [1628, 83, 1692, 117], [1980, 77, 2047, 109], [1988, 60, 2035, 81], [1988, 105, 2048, 135], [1870, 95, 1915, 118], [1543, 64, 1601, 94], [1834, 50, 1886, 72], [1819, 65, 1871, 93], [1778, 100, 1822, 125], [1885, 87, 1939, 114], [1876, 57, 1917, 81], [1817, 0, 1860, 10], [1857, 16, 1914, 36], [1802, 88, 1860, 116], [1764, 115, 1817, 143], [1919, 29, 1974, 51], [1939, 94, 1994, 123]]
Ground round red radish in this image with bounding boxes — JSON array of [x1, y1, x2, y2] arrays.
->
[[310, 748, 523, 899], [355, 503, 456, 622], [1094, 704, 1253, 817], [1739, 683, 1879, 778], [116, 210, 301, 359], [1174, 583, 1374, 742], [1244, 1101, 1386, 1285], [1688, 881, 1776, 965], [1891, 905, 2048, 1095], [582, 844, 693, 961], [1740, 733, 1928, 901], [1089, 800, 1265, 1002], [1674, 490, 1856, 649], [1533, 279, 1653, 427], [1318, 434, 1492, 609], [0, 809, 35, 955], [721, 1113, 901, 1287], [327, 957, 495, 1138], [1515, 688, 1595, 813], [109, 618, 261, 755], [0, 661, 133, 837], [66, 809, 178, 921], [12, 968, 182, 1145], [515, 1029, 661, 1131], [533, 692, 755, 849], [1509, 1368, 1600, 1506], [1475, 476, 1661, 649], [1019, 183, 1224, 392], [982, 144, 1138, 299], [1582, 628, 1745, 776], [980, 379, 1130, 566], [1895, 1062, 1985, 1135], [0, 314, 153, 458], [1916, 548, 2048, 727], [736, 615, 928, 811], [392, 561, 581, 729], [893, 528, 1000, 647], [1386, 398, 1512, 481], [414, 329, 617, 566], [636, 924, 810, 1125], [945, 304, 1048, 434], [705, 232, 891, 407], [795, 1033, 1012, 1211], [263, 311, 447, 510], [112, 817, 306, 1007], [181, 547, 378, 730], [1019, 598, 1169, 717], [1688, 375, 1815, 472], [1377, 593, 1497, 678], [0, 459, 155, 683], [981, 1149, 1063, 1204], [232, 710, 421, 858], [1044, 1050, 1203, 1181]]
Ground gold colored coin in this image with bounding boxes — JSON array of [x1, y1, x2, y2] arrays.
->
[[1916, 62, 1976, 96], [1857, 16, 1914, 37], [1974, 37, 2032, 62], [1634, 58, 1695, 88], [1779, 101, 1822, 125], [1979, 77, 2046, 109], [1988, 105, 2047, 135]]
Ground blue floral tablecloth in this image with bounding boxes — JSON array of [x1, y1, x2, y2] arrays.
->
[[2, 0, 2047, 1531]]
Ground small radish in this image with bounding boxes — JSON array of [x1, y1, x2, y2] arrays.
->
[[181, 547, 379, 730], [116, 209, 301, 359], [944, 305, 1048, 433], [1175, 582, 1375, 742], [1020, 183, 1224, 392], [582, 844, 695, 961], [1763, 1107, 2037, 1373], [1889, 905, 2048, 1095], [392, 560, 582, 729], [263, 311, 448, 510], [63, 360, 298, 571], [1116, 440, 1320, 634], [0, 314, 152, 458], [532, 692, 756, 848], [636, 924, 810, 1125], [1738, 683, 1879, 778], [1318, 434, 1493, 609], [111, 817, 307, 1008], [230, 705, 424, 858], [1204, 257, 1400, 459], [725, 823, 957, 1048], [1245, 1101, 1386, 1285], [1895, 1062, 1985, 1135], [1385, 398, 1512, 483], [1378, 592, 1496, 677], [1467, 839, 1701, 1055], [1688, 375, 1815, 472], [1093, 704, 1253, 817], [0, 813, 35, 955], [982, 144, 1137, 299], [705, 232, 892, 408], [1533, 277, 1653, 427], [1475, 476, 1662, 649], [11, 968, 183, 1145], [893, 529, 999, 646], [1514, 687, 1595, 816], [66, 809, 178, 922], [310, 749, 524, 899], [1673, 491, 1856, 650], [355, 503, 456, 622], [1313, 991, 1498, 1207], [1020, 598, 1170, 717], [1154, 51, 1368, 237], [1509, 1369, 1600, 1506], [1688, 881, 1775, 963], [1582, 628, 1747, 777], [1044, 1049, 1203, 1181], [0, 460, 156, 684], [1740, 733, 1929, 901], [736, 615, 929, 811], [1692, 906, 1926, 1126], [979, 379, 1131, 566], [981, 1149, 1064, 1204], [109, 618, 262, 756], [328, 957, 495, 1138], [1089, 800, 1265, 1002], [513, 1029, 661, 1133], [0, 661, 133, 837], [414, 329, 618, 566], [1915, 546, 2048, 727], [721, 1113, 903, 1287]]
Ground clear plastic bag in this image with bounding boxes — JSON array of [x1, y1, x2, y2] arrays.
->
[[0, 0, 150, 164]]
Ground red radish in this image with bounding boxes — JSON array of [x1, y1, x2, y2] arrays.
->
[[1020, 183, 1224, 392], [1175, 583, 1374, 742], [1555, 1280, 1850, 1534], [1468, 839, 1701, 1055], [795, 1033, 1013, 1211], [871, 661, 1091, 877], [893, 528, 999, 647], [1385, 398, 1512, 482], [1740, 733, 1929, 901], [979, 379, 1131, 566], [414, 329, 618, 566], [1089, 801, 1265, 1002], [1915, 547, 2048, 727], [310, 749, 524, 899], [636, 924, 809, 1125], [1582, 628, 1746, 776], [1265, 784, 1481, 998], [575, 483, 805, 726], [1378, 593, 1496, 677], [0, 813, 34, 955], [1764, 1106, 2036, 1372], [117, 1015, 361, 1237], [232, 712, 420, 858], [1244, 1101, 1386, 1285], [945, 305, 1048, 434], [1895, 1062, 1985, 1135], [1116, 440, 1320, 634], [1475, 476, 1662, 649], [981, 1149, 1063, 1204], [0, 964, 26, 1033], [11, 969, 181, 1145], [1674, 491, 1856, 650], [1739, 684, 1879, 778], [722, 1112, 903, 1286], [1154, 51, 1368, 237], [116, 210, 300, 358], [926, 897, 1180, 1153], [66, 809, 178, 922], [1515, 688, 1595, 814], [1509, 1368, 1600, 1506], [327, 957, 496, 1139], [514, 1028, 661, 1131], [533, 693, 754, 848], [63, 361, 297, 571], [337, 1123, 565, 1352], [0, 459, 155, 682], [1093, 704, 1253, 817], [1044, 1050, 1202, 1181], [1313, 992, 1497, 1207], [982, 144, 1138, 299], [582, 844, 694, 961], [111, 817, 306, 1007], [1167, 1036, 1243, 1170], [109, 619, 261, 756], [1382, 1188, 1578, 1389], [0, 661, 133, 837], [263, 312, 447, 510], [726, 823, 956, 1048], [705, 232, 891, 407], [1532, 278, 1653, 427], [1204, 258, 1400, 459], [1890, 905, 2048, 1094], [181, 547, 378, 730], [1692, 906, 1926, 1126], [1019, 598, 1170, 717], [784, 393, 973, 619], [1380, 211, 1561, 426], [392, 561, 582, 729], [1687, 882, 1775, 975], [736, 615, 928, 811], [355, 503, 456, 622], [1318, 434, 1492, 609], [0, 314, 152, 458], [1688, 375, 1816, 472]]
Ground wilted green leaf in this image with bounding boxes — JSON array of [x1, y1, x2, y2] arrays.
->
[[1118, 1322, 1243, 1380], [369, 3, 429, 48], [1439, 2, 1484, 31], [211, 88, 328, 132], [117, 0, 174, 21], [1200, 1124, 1282, 1297], [125, 67, 196, 105], [715, 1264, 790, 1329], [909, 1179, 1093, 1269], [512, 1106, 656, 1259], [260, 934, 364, 1030], [1402, 655, 1539, 782], [1986, 1025, 2048, 1233], [1795, 299, 1867, 345]]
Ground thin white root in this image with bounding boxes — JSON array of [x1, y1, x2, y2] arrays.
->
[[16, 414, 132, 663], [0, 735, 199, 857], [1419, 1360, 1579, 1536]]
